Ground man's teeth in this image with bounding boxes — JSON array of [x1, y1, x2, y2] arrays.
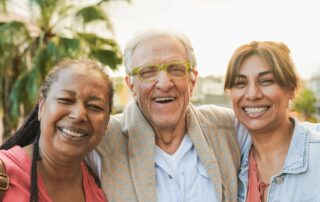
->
[[154, 97, 174, 102], [62, 128, 86, 137], [244, 107, 268, 114]]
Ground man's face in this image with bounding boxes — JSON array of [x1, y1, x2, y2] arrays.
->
[[126, 35, 197, 132]]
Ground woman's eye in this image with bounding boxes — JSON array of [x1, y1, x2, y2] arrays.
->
[[260, 79, 274, 86], [57, 98, 73, 104], [87, 104, 104, 112], [233, 80, 246, 88]]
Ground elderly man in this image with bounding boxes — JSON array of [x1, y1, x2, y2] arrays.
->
[[86, 29, 320, 202], [95, 29, 243, 202]]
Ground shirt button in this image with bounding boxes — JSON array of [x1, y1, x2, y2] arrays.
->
[[275, 176, 284, 184]]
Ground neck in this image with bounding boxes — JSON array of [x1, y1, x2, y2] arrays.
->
[[154, 121, 186, 155], [250, 118, 294, 162], [32, 144, 83, 183]]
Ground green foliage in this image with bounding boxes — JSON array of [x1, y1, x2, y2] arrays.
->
[[292, 88, 317, 122], [0, 0, 126, 138], [0, 0, 6, 13]]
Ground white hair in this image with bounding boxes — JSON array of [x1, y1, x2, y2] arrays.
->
[[123, 28, 197, 77]]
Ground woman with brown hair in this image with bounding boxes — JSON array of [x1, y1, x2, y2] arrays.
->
[[225, 41, 320, 202]]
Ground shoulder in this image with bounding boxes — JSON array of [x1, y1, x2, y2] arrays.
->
[[302, 121, 320, 132], [309, 129, 320, 143], [104, 113, 123, 138], [194, 104, 235, 127], [0, 146, 30, 171], [97, 113, 127, 155], [295, 119, 320, 143]]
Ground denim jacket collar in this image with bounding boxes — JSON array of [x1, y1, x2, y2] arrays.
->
[[239, 118, 311, 176], [281, 118, 311, 174]]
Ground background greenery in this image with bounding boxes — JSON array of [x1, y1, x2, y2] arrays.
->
[[0, 0, 129, 139]]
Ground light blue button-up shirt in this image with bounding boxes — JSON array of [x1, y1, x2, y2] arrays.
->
[[155, 134, 218, 202]]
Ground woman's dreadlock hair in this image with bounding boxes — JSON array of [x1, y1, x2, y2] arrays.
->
[[0, 58, 114, 202], [0, 104, 40, 202]]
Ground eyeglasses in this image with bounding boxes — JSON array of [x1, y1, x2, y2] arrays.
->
[[129, 62, 192, 82]]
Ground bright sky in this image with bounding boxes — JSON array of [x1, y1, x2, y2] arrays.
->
[[106, 0, 320, 79]]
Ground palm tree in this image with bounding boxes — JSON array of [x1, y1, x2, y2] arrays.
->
[[0, 0, 129, 139]]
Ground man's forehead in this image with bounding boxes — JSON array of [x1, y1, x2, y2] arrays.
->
[[131, 35, 187, 65]]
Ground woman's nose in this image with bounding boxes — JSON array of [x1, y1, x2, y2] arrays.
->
[[68, 103, 88, 122], [244, 84, 263, 100]]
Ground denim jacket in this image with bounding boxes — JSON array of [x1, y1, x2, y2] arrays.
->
[[238, 118, 320, 202]]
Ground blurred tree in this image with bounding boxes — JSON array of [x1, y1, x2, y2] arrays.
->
[[292, 88, 317, 122], [0, 0, 129, 139]]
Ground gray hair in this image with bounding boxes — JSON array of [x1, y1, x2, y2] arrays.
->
[[123, 28, 197, 75]]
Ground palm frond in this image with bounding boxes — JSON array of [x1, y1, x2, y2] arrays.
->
[[91, 49, 122, 70], [0, 21, 30, 46], [9, 67, 41, 122], [77, 32, 118, 49], [30, 0, 61, 29], [75, 5, 113, 31], [55, 37, 81, 57]]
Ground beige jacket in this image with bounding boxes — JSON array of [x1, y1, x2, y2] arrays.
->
[[97, 101, 241, 202]]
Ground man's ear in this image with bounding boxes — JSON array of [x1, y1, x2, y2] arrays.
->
[[190, 69, 198, 95], [191, 69, 198, 85], [38, 96, 45, 121], [125, 76, 136, 97]]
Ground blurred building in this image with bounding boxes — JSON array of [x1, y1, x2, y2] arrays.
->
[[191, 75, 231, 108]]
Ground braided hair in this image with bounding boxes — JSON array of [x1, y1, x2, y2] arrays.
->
[[0, 58, 114, 202]]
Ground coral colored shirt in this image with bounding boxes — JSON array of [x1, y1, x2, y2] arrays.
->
[[246, 149, 269, 202], [0, 146, 107, 202]]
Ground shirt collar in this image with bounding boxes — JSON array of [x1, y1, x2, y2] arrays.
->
[[239, 118, 311, 174], [281, 118, 310, 173]]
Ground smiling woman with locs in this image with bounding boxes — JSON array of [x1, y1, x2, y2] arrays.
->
[[0, 58, 113, 202]]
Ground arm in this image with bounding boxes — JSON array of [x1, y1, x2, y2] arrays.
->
[[234, 118, 252, 155], [85, 150, 102, 180], [85, 114, 122, 180]]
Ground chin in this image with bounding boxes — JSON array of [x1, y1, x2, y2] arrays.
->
[[153, 118, 177, 129], [244, 121, 268, 132]]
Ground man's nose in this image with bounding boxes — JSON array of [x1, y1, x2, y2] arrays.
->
[[155, 70, 174, 91]]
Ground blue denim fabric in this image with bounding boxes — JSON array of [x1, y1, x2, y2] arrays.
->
[[238, 118, 320, 202]]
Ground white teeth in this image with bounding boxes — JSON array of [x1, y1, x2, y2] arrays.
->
[[154, 97, 174, 102], [244, 107, 268, 114], [62, 128, 86, 137]]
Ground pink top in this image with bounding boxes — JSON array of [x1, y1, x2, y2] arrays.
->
[[246, 149, 269, 202], [0, 146, 107, 202]]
